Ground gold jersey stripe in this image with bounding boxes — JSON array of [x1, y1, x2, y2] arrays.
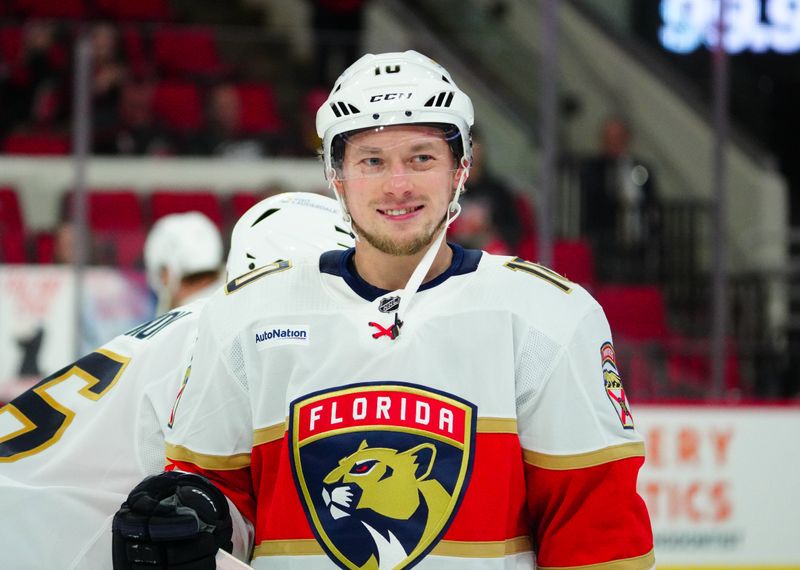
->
[[431, 536, 532, 557], [537, 548, 655, 570], [252, 537, 532, 559], [523, 441, 645, 470], [477, 417, 517, 433], [253, 539, 324, 557], [657, 567, 800, 570], [252, 422, 286, 446], [165, 443, 250, 470]]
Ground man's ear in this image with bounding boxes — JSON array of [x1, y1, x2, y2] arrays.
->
[[453, 162, 470, 190], [332, 177, 346, 197]]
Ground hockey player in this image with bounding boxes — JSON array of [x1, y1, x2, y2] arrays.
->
[[143, 211, 224, 314], [113, 51, 655, 570], [0, 192, 353, 569]]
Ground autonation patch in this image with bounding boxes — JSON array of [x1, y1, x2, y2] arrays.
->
[[254, 324, 310, 349]]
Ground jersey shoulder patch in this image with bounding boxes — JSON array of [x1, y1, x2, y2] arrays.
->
[[225, 260, 292, 294]]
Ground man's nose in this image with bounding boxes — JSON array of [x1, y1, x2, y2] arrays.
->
[[385, 161, 414, 190]]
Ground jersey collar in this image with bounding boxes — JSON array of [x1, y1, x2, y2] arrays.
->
[[319, 243, 482, 302]]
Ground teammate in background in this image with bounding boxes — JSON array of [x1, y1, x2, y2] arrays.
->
[[144, 211, 224, 315], [0, 193, 353, 569], [113, 51, 655, 570]]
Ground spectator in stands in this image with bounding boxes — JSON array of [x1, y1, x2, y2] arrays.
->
[[95, 79, 174, 156], [53, 221, 76, 264], [189, 83, 266, 158], [1, 21, 68, 137], [89, 23, 128, 139], [579, 115, 659, 282], [284, 86, 328, 158], [450, 126, 533, 257], [310, 0, 370, 87]]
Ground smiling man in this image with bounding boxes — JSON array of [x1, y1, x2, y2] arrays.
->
[[113, 51, 655, 570]]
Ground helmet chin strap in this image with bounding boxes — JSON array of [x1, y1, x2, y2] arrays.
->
[[371, 158, 471, 339], [326, 167, 359, 242]]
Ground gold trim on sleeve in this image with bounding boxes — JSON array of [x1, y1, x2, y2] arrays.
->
[[431, 536, 532, 557], [252, 422, 286, 446], [165, 443, 250, 470], [477, 417, 518, 433], [537, 548, 655, 570], [253, 539, 324, 557], [523, 441, 645, 470]]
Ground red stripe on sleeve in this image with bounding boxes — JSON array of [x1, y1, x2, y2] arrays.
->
[[167, 459, 256, 524], [525, 456, 653, 568]]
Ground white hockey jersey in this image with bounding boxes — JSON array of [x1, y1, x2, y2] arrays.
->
[[166, 245, 655, 570], [0, 297, 205, 569]]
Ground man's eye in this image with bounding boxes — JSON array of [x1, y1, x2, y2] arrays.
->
[[362, 157, 382, 167], [413, 154, 433, 163]]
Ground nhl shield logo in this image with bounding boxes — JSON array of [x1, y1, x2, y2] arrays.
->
[[289, 382, 477, 570], [601, 342, 634, 429], [378, 295, 400, 313]]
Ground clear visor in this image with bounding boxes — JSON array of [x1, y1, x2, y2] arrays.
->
[[334, 125, 461, 182]]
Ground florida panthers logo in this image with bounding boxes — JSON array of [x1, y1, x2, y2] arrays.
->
[[289, 382, 476, 570], [601, 341, 634, 429]]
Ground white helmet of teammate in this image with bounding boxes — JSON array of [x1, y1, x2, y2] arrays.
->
[[316, 50, 474, 211], [144, 211, 223, 309], [226, 192, 354, 280]]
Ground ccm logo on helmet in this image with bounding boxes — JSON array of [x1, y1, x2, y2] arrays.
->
[[369, 92, 413, 102]]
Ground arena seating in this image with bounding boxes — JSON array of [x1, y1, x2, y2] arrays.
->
[[152, 81, 204, 133], [150, 189, 224, 228], [552, 238, 596, 290]]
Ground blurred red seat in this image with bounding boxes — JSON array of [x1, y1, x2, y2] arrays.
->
[[552, 238, 595, 289], [120, 26, 150, 78], [2, 132, 69, 155], [152, 81, 203, 132], [0, 26, 22, 63], [11, 0, 86, 18], [0, 230, 27, 263], [91, 234, 146, 268], [595, 284, 670, 341], [235, 83, 282, 134], [514, 195, 537, 261], [33, 231, 55, 263], [94, 0, 172, 21], [150, 190, 224, 228], [229, 191, 261, 221], [63, 190, 142, 229], [87, 190, 144, 231], [0, 187, 27, 263], [153, 27, 225, 77], [665, 335, 742, 395], [0, 186, 24, 234]]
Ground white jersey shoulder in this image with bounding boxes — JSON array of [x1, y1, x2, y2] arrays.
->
[[0, 296, 208, 569], [465, 253, 600, 343]]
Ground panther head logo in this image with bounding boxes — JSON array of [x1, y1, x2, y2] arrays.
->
[[321, 440, 451, 569]]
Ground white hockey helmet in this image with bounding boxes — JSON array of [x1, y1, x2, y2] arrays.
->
[[226, 192, 354, 279], [316, 50, 474, 179], [144, 211, 223, 303]]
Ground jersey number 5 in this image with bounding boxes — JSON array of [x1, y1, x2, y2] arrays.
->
[[0, 349, 130, 462]]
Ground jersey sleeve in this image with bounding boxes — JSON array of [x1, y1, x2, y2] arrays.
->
[[516, 304, 655, 569], [164, 305, 257, 527]]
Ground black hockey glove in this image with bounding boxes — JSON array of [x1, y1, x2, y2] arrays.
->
[[112, 471, 234, 570]]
